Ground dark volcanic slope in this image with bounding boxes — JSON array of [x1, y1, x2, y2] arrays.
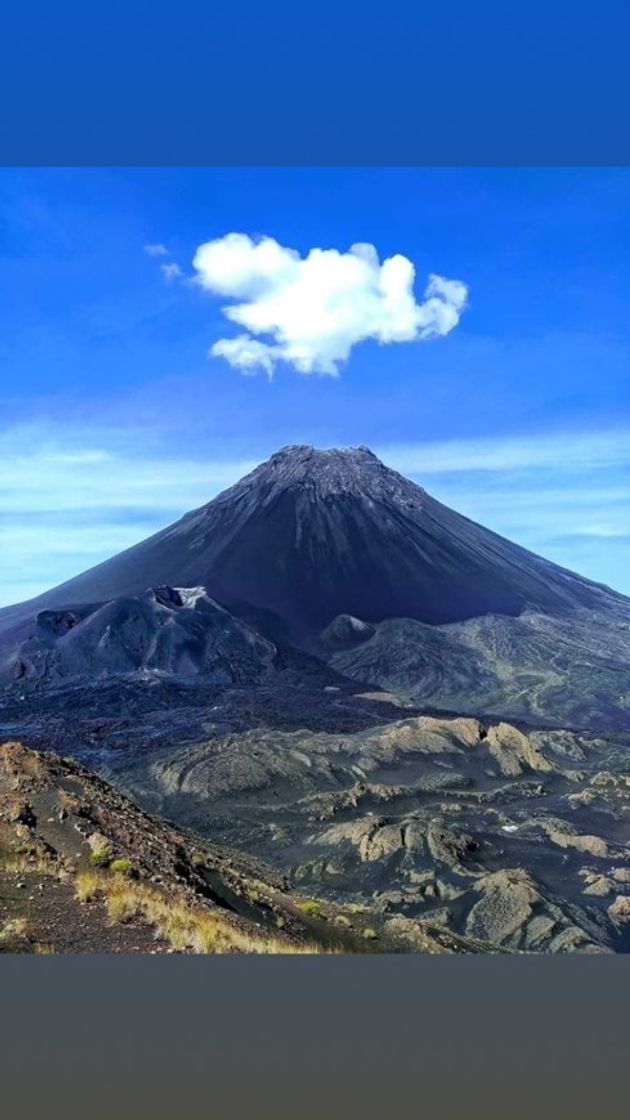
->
[[324, 609, 630, 731], [0, 445, 624, 642], [0, 587, 276, 689]]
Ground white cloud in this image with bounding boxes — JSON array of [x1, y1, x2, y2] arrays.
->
[[144, 243, 169, 257], [192, 233, 468, 376], [212, 335, 276, 377], [160, 262, 183, 281]]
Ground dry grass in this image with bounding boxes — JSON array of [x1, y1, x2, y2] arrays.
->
[[75, 871, 325, 954], [57, 790, 82, 814], [1, 849, 58, 876], [0, 917, 30, 944], [105, 885, 139, 924], [75, 869, 102, 902]]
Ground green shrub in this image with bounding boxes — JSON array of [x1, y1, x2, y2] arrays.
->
[[109, 858, 135, 877], [295, 899, 324, 918], [88, 849, 111, 869]]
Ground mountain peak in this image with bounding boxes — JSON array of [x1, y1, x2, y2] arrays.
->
[[266, 443, 381, 474], [227, 442, 424, 504], [272, 443, 377, 459]]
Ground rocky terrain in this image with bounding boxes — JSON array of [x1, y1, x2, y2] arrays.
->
[[2, 678, 629, 953], [1, 444, 629, 953], [322, 607, 630, 730], [2, 739, 424, 954]]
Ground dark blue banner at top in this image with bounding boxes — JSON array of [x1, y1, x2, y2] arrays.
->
[[0, 0, 629, 165]]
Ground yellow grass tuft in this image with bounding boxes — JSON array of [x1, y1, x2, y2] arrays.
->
[[1, 849, 56, 876], [105, 886, 140, 924], [73, 869, 327, 954], [75, 870, 103, 902]]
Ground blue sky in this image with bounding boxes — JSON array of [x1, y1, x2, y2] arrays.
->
[[1, 166, 629, 607]]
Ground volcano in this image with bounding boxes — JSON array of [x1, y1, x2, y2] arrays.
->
[[0, 444, 624, 645], [3, 447, 630, 956]]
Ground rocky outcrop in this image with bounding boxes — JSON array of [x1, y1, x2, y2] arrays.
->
[[0, 587, 276, 688], [484, 723, 553, 776]]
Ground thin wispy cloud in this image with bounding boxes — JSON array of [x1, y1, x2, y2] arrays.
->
[[424, 484, 630, 543], [0, 425, 255, 514], [160, 261, 183, 281], [376, 430, 630, 592], [191, 233, 468, 377], [144, 243, 169, 257], [0, 423, 257, 605], [377, 430, 630, 559], [379, 429, 630, 475]]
